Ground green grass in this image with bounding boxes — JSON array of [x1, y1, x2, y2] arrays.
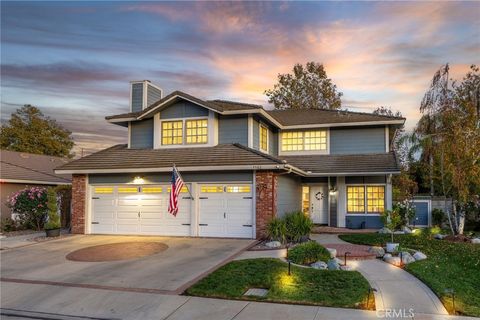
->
[[186, 258, 373, 309], [339, 232, 480, 317]]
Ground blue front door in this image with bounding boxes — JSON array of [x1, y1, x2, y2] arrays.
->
[[411, 202, 429, 226]]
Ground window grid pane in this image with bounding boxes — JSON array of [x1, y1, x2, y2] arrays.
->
[[226, 186, 251, 193], [347, 186, 365, 213], [281, 130, 327, 151], [367, 186, 385, 213], [186, 119, 208, 144], [162, 121, 183, 145], [201, 186, 223, 193], [304, 130, 327, 151], [118, 187, 138, 193], [167, 186, 189, 193], [142, 187, 162, 193], [281, 131, 304, 151], [260, 125, 268, 151]]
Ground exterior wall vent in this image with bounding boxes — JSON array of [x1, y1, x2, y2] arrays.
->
[[129, 80, 163, 112]]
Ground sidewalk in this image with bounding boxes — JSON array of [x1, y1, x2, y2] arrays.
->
[[0, 232, 45, 250], [1, 281, 474, 320], [313, 233, 449, 316]]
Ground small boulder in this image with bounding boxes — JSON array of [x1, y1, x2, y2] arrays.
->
[[265, 241, 282, 249], [413, 251, 427, 261], [378, 227, 391, 234], [368, 246, 385, 258], [399, 252, 415, 264], [311, 261, 328, 270], [471, 238, 480, 244], [327, 259, 340, 270], [334, 257, 343, 264], [326, 248, 337, 258], [384, 255, 402, 267], [383, 253, 392, 259], [340, 265, 353, 271], [403, 226, 413, 234], [434, 234, 446, 240]]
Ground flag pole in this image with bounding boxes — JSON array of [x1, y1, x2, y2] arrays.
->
[[173, 163, 194, 200]]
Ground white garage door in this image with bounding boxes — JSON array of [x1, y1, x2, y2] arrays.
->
[[198, 184, 253, 238], [91, 185, 191, 236]]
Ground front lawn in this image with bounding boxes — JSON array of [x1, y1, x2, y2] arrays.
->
[[339, 233, 480, 317], [186, 258, 374, 309]]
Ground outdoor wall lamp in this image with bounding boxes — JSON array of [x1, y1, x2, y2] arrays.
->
[[329, 186, 337, 195], [133, 176, 144, 184]]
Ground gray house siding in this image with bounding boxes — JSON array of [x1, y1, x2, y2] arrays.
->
[[89, 171, 253, 184], [218, 115, 248, 145], [130, 119, 153, 148], [345, 176, 386, 184], [131, 83, 144, 112], [330, 126, 386, 154], [147, 84, 162, 108], [161, 101, 209, 119], [269, 130, 278, 156], [276, 174, 302, 217], [252, 117, 278, 156], [329, 177, 338, 227]]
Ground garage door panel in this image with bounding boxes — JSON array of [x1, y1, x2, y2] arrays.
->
[[92, 223, 115, 234]]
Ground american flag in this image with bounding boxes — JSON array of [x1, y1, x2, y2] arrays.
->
[[168, 166, 184, 216]]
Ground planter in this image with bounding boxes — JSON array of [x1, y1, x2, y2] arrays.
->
[[386, 242, 399, 253], [45, 228, 61, 237]]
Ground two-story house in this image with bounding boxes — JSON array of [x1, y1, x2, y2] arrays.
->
[[56, 80, 405, 239]]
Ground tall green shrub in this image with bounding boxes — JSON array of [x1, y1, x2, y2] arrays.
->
[[44, 187, 60, 230], [288, 241, 330, 265], [284, 211, 313, 243], [6, 187, 47, 230], [266, 217, 286, 243]]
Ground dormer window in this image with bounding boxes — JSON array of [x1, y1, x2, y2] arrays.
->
[[161, 118, 208, 146], [259, 124, 268, 152]]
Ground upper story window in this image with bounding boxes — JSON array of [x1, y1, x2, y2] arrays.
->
[[186, 119, 208, 144], [259, 124, 268, 152], [162, 121, 183, 145], [281, 130, 327, 152], [161, 118, 208, 145]]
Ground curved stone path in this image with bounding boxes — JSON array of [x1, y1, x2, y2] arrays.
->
[[311, 233, 449, 315]]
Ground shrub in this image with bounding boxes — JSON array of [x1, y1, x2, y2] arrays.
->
[[44, 187, 60, 230], [393, 200, 416, 226], [288, 241, 330, 265], [1, 217, 20, 232], [6, 187, 48, 230], [431, 208, 445, 227], [265, 217, 286, 243], [284, 211, 313, 243], [381, 209, 402, 243]]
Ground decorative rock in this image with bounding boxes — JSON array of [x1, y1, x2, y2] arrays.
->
[[403, 226, 413, 234], [327, 259, 340, 270], [326, 248, 337, 258], [265, 241, 282, 249], [399, 252, 415, 264], [434, 234, 446, 240], [384, 255, 402, 267], [368, 246, 385, 258], [413, 251, 427, 261], [311, 261, 328, 270], [378, 227, 392, 234], [334, 257, 343, 264], [383, 253, 392, 259], [471, 238, 480, 244], [340, 265, 353, 271]]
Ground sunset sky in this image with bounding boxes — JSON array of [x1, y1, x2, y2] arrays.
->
[[1, 1, 479, 156]]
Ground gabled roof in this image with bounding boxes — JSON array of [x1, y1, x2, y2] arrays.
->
[[280, 152, 400, 175], [55, 144, 287, 174], [266, 109, 405, 126], [106, 90, 405, 128], [0, 150, 71, 184]]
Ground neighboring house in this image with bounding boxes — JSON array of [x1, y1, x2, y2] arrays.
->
[[0, 150, 71, 219], [55, 80, 405, 239]]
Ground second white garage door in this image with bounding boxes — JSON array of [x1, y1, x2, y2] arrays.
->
[[198, 184, 253, 238]]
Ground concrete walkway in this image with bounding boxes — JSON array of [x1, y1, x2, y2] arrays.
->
[[313, 233, 449, 315], [0, 232, 45, 250], [1, 281, 472, 320]]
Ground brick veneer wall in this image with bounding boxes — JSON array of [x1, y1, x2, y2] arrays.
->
[[71, 174, 87, 234], [255, 171, 277, 239]]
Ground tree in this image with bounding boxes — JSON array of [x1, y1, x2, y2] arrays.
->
[[265, 62, 342, 110], [0, 105, 74, 158]]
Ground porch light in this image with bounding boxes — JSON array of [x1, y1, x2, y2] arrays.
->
[[329, 186, 337, 195], [133, 176, 144, 184]]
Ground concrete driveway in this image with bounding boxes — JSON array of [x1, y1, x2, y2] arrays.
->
[[0, 235, 254, 293]]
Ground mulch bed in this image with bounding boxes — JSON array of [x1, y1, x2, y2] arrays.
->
[[248, 240, 289, 251], [443, 234, 472, 242], [66, 242, 169, 262]]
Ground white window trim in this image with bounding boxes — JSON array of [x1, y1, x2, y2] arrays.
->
[[278, 128, 330, 156], [259, 123, 269, 154], [346, 183, 386, 216], [156, 112, 216, 149]]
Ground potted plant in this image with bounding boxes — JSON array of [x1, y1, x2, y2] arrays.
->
[[44, 187, 61, 237], [381, 209, 402, 253]]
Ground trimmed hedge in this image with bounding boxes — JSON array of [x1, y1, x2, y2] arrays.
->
[[288, 241, 331, 265]]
